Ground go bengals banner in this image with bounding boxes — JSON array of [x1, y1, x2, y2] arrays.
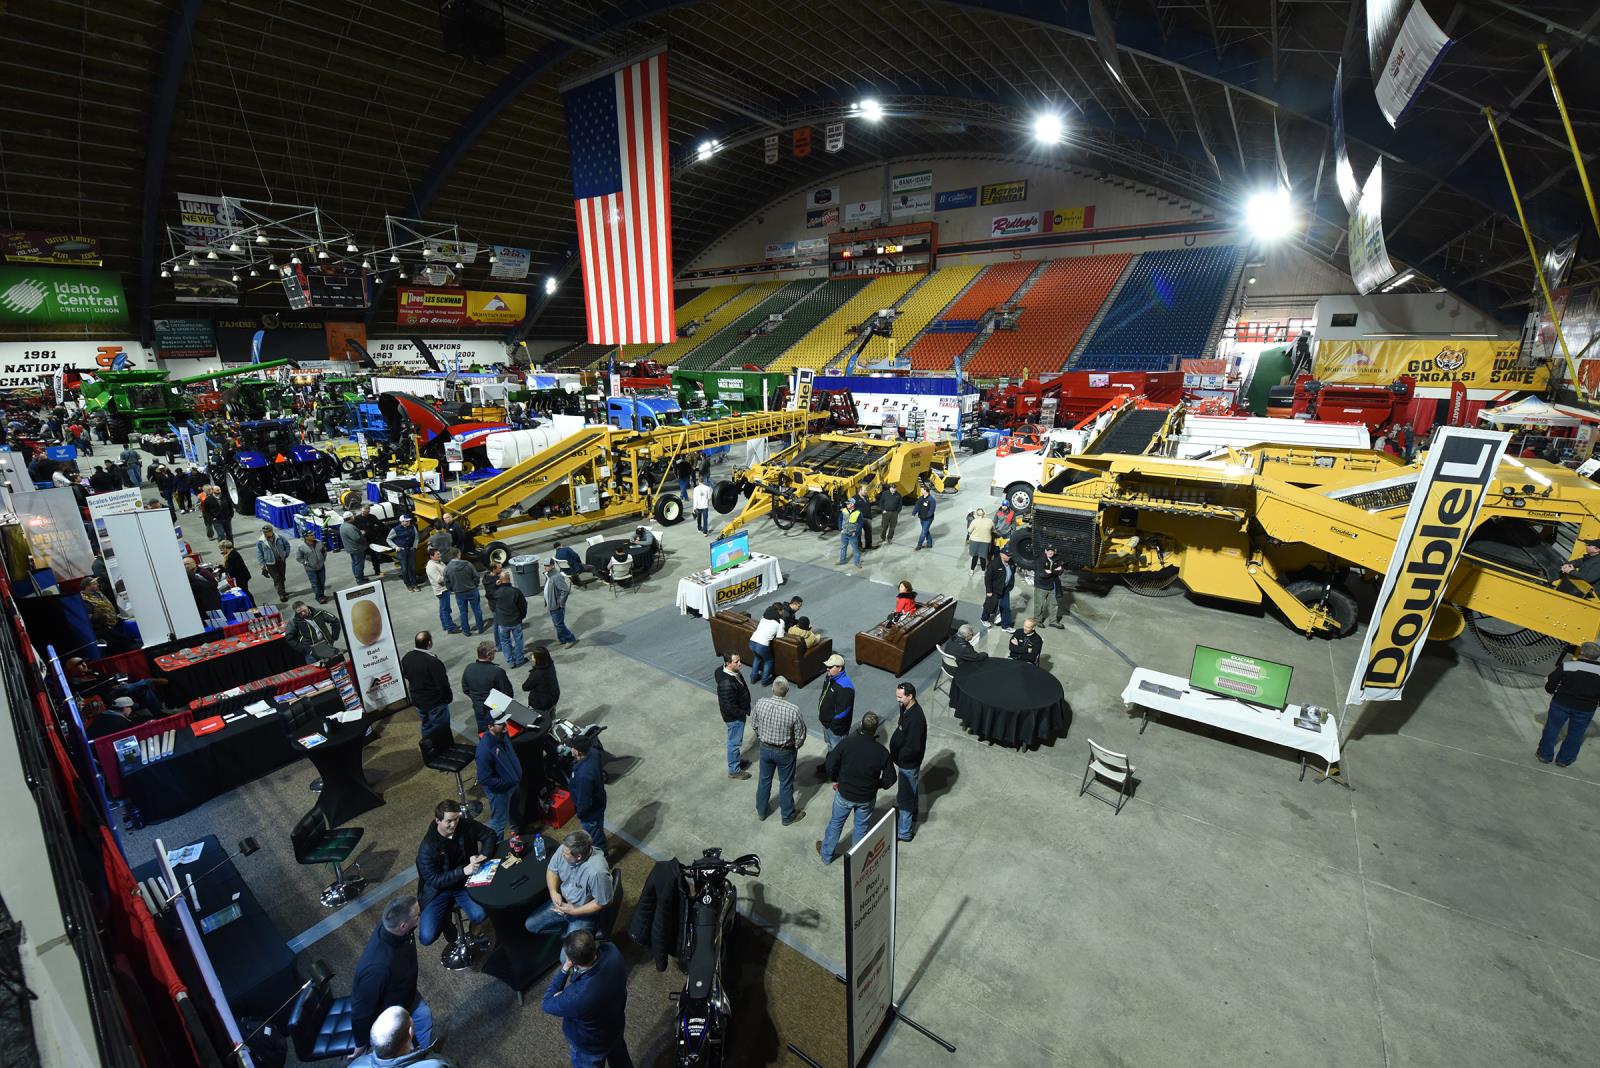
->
[[395, 287, 527, 327], [1313, 338, 1547, 398]]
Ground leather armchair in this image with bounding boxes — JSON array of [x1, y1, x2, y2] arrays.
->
[[707, 611, 832, 686]]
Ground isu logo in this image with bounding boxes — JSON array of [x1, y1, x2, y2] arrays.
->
[[1433, 347, 1467, 372]]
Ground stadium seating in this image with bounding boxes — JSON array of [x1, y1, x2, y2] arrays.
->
[[862, 265, 982, 368], [1077, 245, 1240, 357], [676, 280, 819, 369], [906, 332, 977, 371], [902, 261, 1037, 370], [767, 274, 920, 372], [646, 281, 784, 366], [963, 253, 1131, 377], [618, 284, 749, 362], [544, 343, 612, 369], [711, 278, 871, 369]]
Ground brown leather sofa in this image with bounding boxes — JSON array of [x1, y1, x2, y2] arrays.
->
[[708, 610, 833, 686]]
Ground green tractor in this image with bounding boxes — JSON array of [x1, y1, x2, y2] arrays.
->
[[81, 360, 293, 442]]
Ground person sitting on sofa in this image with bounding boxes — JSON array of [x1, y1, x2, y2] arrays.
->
[[786, 615, 822, 648], [894, 581, 917, 615]]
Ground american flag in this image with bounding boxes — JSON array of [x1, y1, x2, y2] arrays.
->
[[562, 52, 674, 345]]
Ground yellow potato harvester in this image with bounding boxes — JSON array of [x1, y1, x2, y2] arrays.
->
[[1026, 441, 1600, 657]]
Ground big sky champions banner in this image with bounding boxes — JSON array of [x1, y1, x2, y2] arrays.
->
[[1346, 427, 1509, 705], [0, 265, 127, 323], [1313, 338, 1547, 398], [337, 580, 408, 711]]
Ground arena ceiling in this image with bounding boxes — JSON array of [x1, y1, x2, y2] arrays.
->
[[2, 0, 1598, 341]]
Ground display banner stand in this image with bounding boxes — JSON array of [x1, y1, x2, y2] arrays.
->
[[788, 808, 954, 1067]]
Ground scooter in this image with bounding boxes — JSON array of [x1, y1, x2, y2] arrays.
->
[[672, 848, 761, 1067]]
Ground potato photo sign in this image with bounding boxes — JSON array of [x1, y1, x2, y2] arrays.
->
[[335, 582, 407, 710]]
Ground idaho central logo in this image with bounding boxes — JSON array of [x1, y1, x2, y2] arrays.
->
[[1434, 347, 1467, 371]]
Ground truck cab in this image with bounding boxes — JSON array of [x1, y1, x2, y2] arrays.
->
[[607, 394, 681, 432]]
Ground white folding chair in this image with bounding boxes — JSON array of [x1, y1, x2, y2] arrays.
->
[[932, 647, 958, 698], [609, 555, 635, 597], [1079, 739, 1136, 814], [585, 534, 604, 546]]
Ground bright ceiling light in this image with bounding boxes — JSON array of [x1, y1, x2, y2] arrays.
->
[[858, 98, 883, 122], [454, 260, 464, 270], [361, 258, 371, 269], [205, 249, 219, 260], [398, 270, 407, 279], [544, 276, 557, 295], [488, 253, 497, 263], [227, 241, 241, 253], [255, 233, 268, 245], [187, 255, 197, 267], [291, 253, 301, 264], [346, 241, 358, 253], [697, 139, 721, 162], [317, 247, 330, 260], [1244, 186, 1296, 242], [1033, 112, 1064, 144], [230, 273, 240, 282], [160, 268, 170, 277], [249, 268, 259, 277], [389, 253, 400, 265]]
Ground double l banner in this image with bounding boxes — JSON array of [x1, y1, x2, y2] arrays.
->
[[1346, 427, 1509, 705]]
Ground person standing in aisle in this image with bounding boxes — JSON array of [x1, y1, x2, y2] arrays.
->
[[877, 482, 902, 545], [966, 508, 992, 572], [816, 712, 895, 864], [542, 557, 578, 648], [523, 644, 561, 717], [715, 653, 751, 780], [348, 897, 434, 1059], [294, 531, 329, 604], [568, 736, 608, 855], [1538, 641, 1600, 767], [837, 496, 863, 568], [391, 514, 420, 591], [462, 641, 513, 735], [981, 547, 1016, 629], [355, 505, 386, 578], [211, 486, 235, 542], [256, 524, 290, 602], [814, 653, 855, 776], [119, 442, 142, 487], [751, 676, 806, 825], [913, 483, 936, 550], [1031, 544, 1068, 628], [475, 707, 523, 843], [155, 466, 176, 518], [174, 468, 193, 513], [445, 549, 484, 636], [890, 683, 926, 843], [218, 540, 251, 603], [540, 930, 633, 1068], [691, 477, 713, 535], [425, 548, 458, 634], [488, 570, 529, 668], [340, 511, 371, 584], [674, 455, 693, 500], [400, 632, 453, 737]]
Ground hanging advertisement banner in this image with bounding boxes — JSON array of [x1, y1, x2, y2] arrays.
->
[[1374, 1, 1453, 126], [154, 319, 216, 360], [1366, 0, 1409, 84], [990, 212, 1042, 237], [490, 245, 531, 280], [368, 338, 507, 371], [396, 288, 526, 327], [1, 231, 102, 267], [980, 180, 1028, 205], [0, 340, 148, 376], [891, 170, 933, 193], [935, 187, 978, 211], [415, 262, 458, 287], [1044, 206, 1096, 232], [805, 206, 839, 230], [844, 809, 897, 1067], [336, 580, 409, 711], [0, 265, 128, 323], [807, 186, 840, 209], [825, 121, 845, 153], [422, 240, 479, 263], [465, 290, 526, 324], [792, 126, 813, 158], [175, 192, 243, 251], [844, 200, 882, 224], [763, 134, 779, 164], [1447, 380, 1468, 426], [1345, 427, 1509, 706], [889, 192, 932, 219], [764, 241, 797, 261], [1332, 62, 1360, 215], [795, 236, 828, 257], [1313, 338, 1546, 396], [1348, 162, 1397, 295], [172, 266, 238, 305]]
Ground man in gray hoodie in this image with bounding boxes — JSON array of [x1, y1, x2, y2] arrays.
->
[[444, 549, 485, 635], [542, 557, 578, 647], [340, 511, 371, 583], [293, 532, 329, 603], [350, 1006, 455, 1068]]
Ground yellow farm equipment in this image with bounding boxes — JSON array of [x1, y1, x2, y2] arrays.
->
[[406, 408, 823, 565], [712, 432, 960, 537], [1026, 441, 1600, 658]]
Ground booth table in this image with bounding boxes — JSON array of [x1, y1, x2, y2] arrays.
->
[[255, 492, 306, 531], [468, 838, 559, 997], [585, 539, 658, 578], [153, 629, 301, 705], [1120, 667, 1344, 781], [675, 553, 785, 617], [951, 658, 1069, 750], [132, 835, 300, 1020]]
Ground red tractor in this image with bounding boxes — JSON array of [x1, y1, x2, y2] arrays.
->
[[983, 371, 1185, 429]]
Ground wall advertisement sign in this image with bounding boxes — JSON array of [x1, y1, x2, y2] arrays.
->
[[0, 266, 128, 323], [0, 340, 149, 376], [154, 319, 217, 359], [980, 180, 1028, 205], [844, 200, 882, 224], [1044, 206, 1096, 232], [935, 187, 978, 210], [1, 231, 102, 266], [805, 206, 840, 230], [1313, 338, 1545, 397], [395, 288, 527, 327], [490, 245, 531, 280], [764, 242, 797, 261], [890, 169, 933, 193], [890, 192, 932, 218], [990, 212, 1042, 237]]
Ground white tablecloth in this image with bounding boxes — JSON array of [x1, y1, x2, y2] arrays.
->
[[1119, 668, 1342, 769], [675, 553, 785, 616]]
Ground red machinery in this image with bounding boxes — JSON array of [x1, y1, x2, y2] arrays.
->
[[982, 371, 1185, 430], [770, 387, 860, 429], [1285, 375, 1415, 433], [616, 359, 671, 392]]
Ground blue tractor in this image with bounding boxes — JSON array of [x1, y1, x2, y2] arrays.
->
[[209, 418, 341, 515]]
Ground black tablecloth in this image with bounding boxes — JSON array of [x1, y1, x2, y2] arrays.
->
[[121, 713, 304, 823], [156, 637, 303, 705], [585, 539, 657, 576], [304, 719, 384, 827], [132, 834, 300, 1020], [469, 838, 559, 992], [951, 659, 1069, 749]]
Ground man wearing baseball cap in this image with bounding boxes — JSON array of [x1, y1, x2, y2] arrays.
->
[[339, 511, 371, 584], [814, 653, 856, 778], [391, 513, 421, 592], [475, 705, 524, 842], [567, 735, 608, 855], [86, 696, 140, 739]]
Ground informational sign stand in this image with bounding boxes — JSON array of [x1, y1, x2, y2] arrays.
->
[[101, 508, 203, 643], [788, 808, 954, 1068], [335, 580, 408, 713], [87, 487, 146, 611]]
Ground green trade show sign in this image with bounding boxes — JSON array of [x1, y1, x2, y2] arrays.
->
[[0, 265, 127, 323]]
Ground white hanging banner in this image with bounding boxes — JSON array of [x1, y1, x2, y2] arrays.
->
[[1331, 62, 1360, 216], [1374, 2, 1453, 127], [763, 135, 779, 164], [825, 121, 845, 154], [1349, 161, 1398, 295]]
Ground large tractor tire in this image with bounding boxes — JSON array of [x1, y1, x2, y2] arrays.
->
[[654, 493, 685, 525], [224, 468, 263, 516], [1284, 578, 1359, 638], [107, 412, 132, 445], [711, 479, 741, 514], [483, 540, 512, 569], [804, 494, 836, 532]]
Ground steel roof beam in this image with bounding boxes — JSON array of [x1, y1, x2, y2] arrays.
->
[[137, 0, 202, 347]]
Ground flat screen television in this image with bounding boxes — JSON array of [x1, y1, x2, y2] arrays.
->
[[1188, 645, 1293, 709], [710, 531, 750, 574]]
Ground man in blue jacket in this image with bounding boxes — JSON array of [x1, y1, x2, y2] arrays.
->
[[541, 929, 632, 1068], [568, 736, 608, 855], [349, 896, 433, 1058], [414, 800, 497, 948], [475, 708, 523, 842], [913, 483, 936, 550]]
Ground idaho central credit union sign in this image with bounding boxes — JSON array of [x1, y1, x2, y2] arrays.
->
[[0, 265, 128, 324]]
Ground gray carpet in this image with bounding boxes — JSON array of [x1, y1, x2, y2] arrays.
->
[[604, 558, 990, 729]]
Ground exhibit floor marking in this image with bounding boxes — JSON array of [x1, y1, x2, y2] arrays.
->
[[287, 866, 419, 953], [1067, 612, 1137, 668]]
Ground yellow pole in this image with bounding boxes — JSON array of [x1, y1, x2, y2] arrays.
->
[[1482, 106, 1588, 403], [1539, 43, 1600, 242]]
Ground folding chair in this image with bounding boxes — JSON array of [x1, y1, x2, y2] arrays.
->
[[1079, 739, 1136, 814], [609, 555, 636, 597], [932, 647, 958, 698]]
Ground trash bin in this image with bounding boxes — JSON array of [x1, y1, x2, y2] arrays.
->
[[510, 554, 541, 598]]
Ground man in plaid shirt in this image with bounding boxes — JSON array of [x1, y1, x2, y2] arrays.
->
[[751, 677, 808, 826]]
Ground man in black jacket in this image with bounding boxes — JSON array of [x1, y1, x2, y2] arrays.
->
[[415, 799, 497, 947], [401, 631, 453, 738], [890, 684, 927, 843], [1008, 618, 1042, 665], [487, 571, 529, 668], [1538, 641, 1600, 766], [816, 712, 895, 864], [285, 601, 342, 664], [349, 896, 433, 1056], [1030, 545, 1067, 628], [981, 547, 1016, 629], [462, 641, 513, 735], [877, 483, 903, 545], [716, 652, 751, 780], [943, 624, 988, 666], [185, 559, 222, 619]]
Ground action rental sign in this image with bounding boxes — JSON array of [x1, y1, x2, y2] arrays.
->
[[1345, 427, 1509, 705], [0, 266, 127, 323]]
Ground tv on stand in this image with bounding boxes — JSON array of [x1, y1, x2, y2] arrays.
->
[[710, 531, 750, 574]]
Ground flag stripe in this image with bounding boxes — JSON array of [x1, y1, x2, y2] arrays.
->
[[651, 56, 674, 338], [629, 60, 655, 342], [617, 68, 642, 344]]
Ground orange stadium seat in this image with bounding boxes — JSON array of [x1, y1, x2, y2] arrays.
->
[[963, 253, 1132, 377]]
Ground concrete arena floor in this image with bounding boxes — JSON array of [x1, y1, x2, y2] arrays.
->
[[147, 444, 1599, 1067]]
